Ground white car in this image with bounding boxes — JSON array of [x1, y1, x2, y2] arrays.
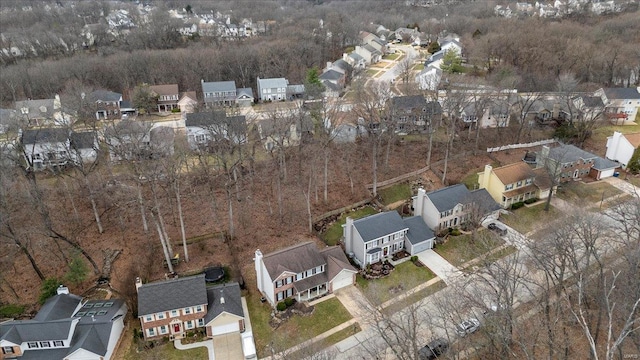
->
[[455, 318, 480, 337]]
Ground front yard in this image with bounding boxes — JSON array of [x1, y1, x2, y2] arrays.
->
[[123, 336, 208, 360], [556, 181, 623, 204], [246, 293, 352, 358], [356, 260, 436, 304], [434, 233, 505, 267], [501, 203, 560, 234], [320, 206, 378, 246]]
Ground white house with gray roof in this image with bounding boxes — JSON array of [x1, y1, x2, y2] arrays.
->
[[0, 286, 127, 360], [257, 77, 288, 102], [255, 242, 356, 308], [202, 80, 238, 107], [413, 184, 500, 232], [343, 211, 435, 267]]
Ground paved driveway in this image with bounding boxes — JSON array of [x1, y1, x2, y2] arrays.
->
[[417, 249, 461, 284], [212, 333, 244, 360], [333, 286, 376, 324]]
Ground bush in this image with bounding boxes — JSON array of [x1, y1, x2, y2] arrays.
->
[[410, 256, 418, 262], [39, 278, 61, 304], [450, 228, 461, 236], [0, 304, 25, 318], [524, 198, 538, 204], [284, 298, 295, 307], [276, 301, 287, 311], [171, 107, 181, 113], [511, 201, 525, 210]]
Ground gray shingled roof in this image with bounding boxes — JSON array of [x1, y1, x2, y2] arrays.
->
[[34, 293, 82, 321], [403, 216, 435, 245], [547, 144, 598, 163], [319, 69, 343, 81], [425, 184, 472, 213], [353, 211, 407, 242], [333, 59, 351, 72], [469, 189, 501, 213], [70, 132, 96, 150], [390, 95, 427, 110], [261, 242, 326, 280], [349, 52, 364, 61], [15, 99, 56, 119], [137, 275, 208, 316], [319, 246, 356, 282], [593, 157, 619, 171], [602, 87, 640, 100], [204, 282, 244, 324], [185, 111, 227, 127], [66, 324, 108, 357], [0, 319, 76, 343], [237, 87, 254, 99], [258, 77, 287, 89], [22, 128, 69, 145], [202, 81, 236, 93], [89, 90, 122, 103], [293, 272, 328, 293]]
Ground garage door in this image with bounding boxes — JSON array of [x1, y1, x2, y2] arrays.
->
[[212, 321, 240, 336], [331, 271, 354, 291], [411, 239, 433, 255]]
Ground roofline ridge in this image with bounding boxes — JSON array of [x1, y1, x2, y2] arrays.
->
[[139, 274, 205, 288], [263, 241, 316, 258]]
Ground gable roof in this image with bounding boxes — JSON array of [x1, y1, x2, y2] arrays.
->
[[547, 144, 598, 163], [33, 293, 82, 321], [592, 157, 619, 171], [258, 77, 288, 89], [149, 84, 179, 96], [403, 216, 435, 245], [179, 91, 197, 102], [70, 132, 96, 150], [89, 90, 122, 103], [320, 69, 344, 81], [185, 111, 227, 127], [390, 95, 427, 110], [0, 318, 77, 343], [202, 80, 236, 93], [601, 87, 640, 100], [21, 128, 69, 145], [261, 242, 326, 280], [333, 59, 351, 72], [319, 246, 357, 281], [491, 162, 535, 185], [15, 98, 57, 118], [204, 282, 244, 323], [362, 44, 380, 55], [577, 96, 604, 108], [425, 184, 472, 212], [237, 87, 254, 99], [137, 275, 208, 316], [469, 189, 501, 213], [349, 52, 364, 62], [622, 132, 640, 148], [352, 211, 407, 242]]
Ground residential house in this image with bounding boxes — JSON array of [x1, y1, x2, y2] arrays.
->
[[354, 45, 381, 65], [15, 95, 71, 127], [257, 115, 314, 151], [104, 121, 175, 161], [185, 111, 247, 150], [236, 87, 255, 107], [594, 87, 640, 123], [484, 100, 511, 128], [529, 98, 571, 124], [178, 91, 198, 113], [286, 84, 306, 100], [257, 77, 288, 102], [388, 95, 433, 133], [21, 128, 70, 171], [393, 27, 420, 43], [606, 131, 640, 169], [69, 131, 99, 164], [537, 144, 619, 182], [202, 80, 238, 107], [343, 211, 435, 268], [343, 52, 366, 70], [319, 69, 346, 90], [136, 275, 247, 340], [148, 84, 180, 112], [424, 39, 463, 71], [0, 285, 127, 360], [0, 108, 18, 134], [478, 162, 552, 208], [254, 242, 356, 307], [88, 90, 123, 120], [412, 184, 501, 232], [359, 31, 387, 54], [415, 66, 442, 91], [331, 122, 367, 143]]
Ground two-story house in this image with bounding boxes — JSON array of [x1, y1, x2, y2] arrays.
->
[[606, 131, 640, 169], [202, 80, 238, 107], [343, 211, 435, 268], [478, 162, 552, 208], [255, 242, 356, 308], [185, 111, 247, 150], [136, 275, 247, 340], [149, 84, 180, 112], [354, 45, 381, 65], [537, 144, 618, 182], [595, 87, 640, 123], [257, 77, 288, 102], [388, 95, 429, 133], [20, 129, 99, 171], [104, 121, 175, 161], [412, 184, 500, 232], [15, 95, 71, 127], [89, 90, 123, 120], [0, 285, 127, 360]]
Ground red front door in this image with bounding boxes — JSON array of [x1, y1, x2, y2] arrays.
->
[[173, 323, 181, 333]]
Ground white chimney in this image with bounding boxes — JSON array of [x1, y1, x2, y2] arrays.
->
[[481, 164, 492, 189], [326, 61, 332, 71], [56, 285, 69, 295], [344, 217, 354, 253], [254, 250, 263, 293], [415, 188, 426, 217], [135, 277, 142, 292], [54, 94, 61, 110], [220, 297, 225, 304]]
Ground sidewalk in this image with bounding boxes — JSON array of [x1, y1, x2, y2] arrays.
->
[[174, 338, 215, 360]]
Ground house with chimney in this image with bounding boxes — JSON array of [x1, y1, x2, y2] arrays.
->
[[606, 131, 640, 169], [478, 162, 553, 209], [15, 95, 71, 127], [595, 87, 640, 123], [254, 242, 356, 308]]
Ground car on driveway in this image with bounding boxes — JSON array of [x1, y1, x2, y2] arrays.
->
[[455, 318, 480, 337], [418, 338, 449, 360], [487, 221, 508, 236]]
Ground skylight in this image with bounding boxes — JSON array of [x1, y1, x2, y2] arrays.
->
[[97, 310, 107, 316], [104, 302, 114, 307]]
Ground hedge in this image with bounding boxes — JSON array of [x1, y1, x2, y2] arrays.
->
[[511, 201, 525, 210]]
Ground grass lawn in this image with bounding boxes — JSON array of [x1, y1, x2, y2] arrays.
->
[[357, 261, 436, 304], [590, 122, 640, 144], [460, 172, 479, 190], [412, 63, 425, 71], [383, 280, 447, 315], [557, 181, 622, 203], [378, 182, 412, 206], [501, 203, 561, 234], [285, 323, 361, 359], [123, 340, 208, 360], [383, 53, 401, 60], [629, 177, 640, 188], [247, 294, 352, 358], [365, 69, 378, 77], [321, 206, 378, 246], [434, 233, 505, 267]]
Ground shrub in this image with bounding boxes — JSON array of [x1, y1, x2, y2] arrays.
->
[[450, 228, 461, 236], [284, 298, 295, 308], [171, 107, 181, 113], [410, 256, 418, 262], [39, 278, 61, 304], [511, 201, 525, 210], [64, 253, 88, 285], [276, 301, 287, 311], [0, 304, 25, 318], [524, 198, 538, 204]]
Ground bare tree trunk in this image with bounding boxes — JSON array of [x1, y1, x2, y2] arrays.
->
[[227, 188, 235, 239], [84, 177, 103, 234], [62, 179, 79, 221], [3, 223, 45, 280], [174, 179, 188, 262], [137, 184, 149, 233], [151, 211, 173, 273], [323, 148, 329, 203], [442, 135, 452, 183], [372, 140, 378, 197], [427, 125, 433, 167]]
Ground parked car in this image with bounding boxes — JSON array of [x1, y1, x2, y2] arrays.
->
[[418, 337, 449, 360], [487, 221, 508, 236], [455, 318, 480, 337]]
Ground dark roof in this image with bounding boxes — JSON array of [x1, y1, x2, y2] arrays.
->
[[67, 323, 109, 357], [469, 189, 501, 213], [0, 319, 76, 343], [602, 87, 640, 100], [322, 80, 341, 91], [333, 59, 351, 72], [137, 275, 208, 316], [425, 52, 443, 65], [237, 87, 254, 99], [21, 128, 69, 145], [185, 111, 227, 127], [425, 184, 472, 212], [148, 84, 179, 96], [578, 96, 604, 108], [592, 157, 619, 171], [34, 293, 82, 321], [70, 131, 96, 150], [261, 242, 326, 280], [89, 90, 122, 103], [319, 246, 357, 281], [319, 69, 344, 81], [403, 216, 435, 245], [202, 81, 236, 93], [547, 144, 598, 163], [293, 272, 328, 293], [390, 95, 427, 110], [425, 101, 442, 115], [258, 77, 288, 89], [352, 211, 407, 242], [204, 282, 244, 324]]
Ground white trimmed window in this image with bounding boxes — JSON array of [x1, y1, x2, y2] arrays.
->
[[170, 310, 179, 317], [157, 312, 165, 320], [196, 305, 203, 312], [184, 307, 191, 315], [144, 315, 153, 322], [198, 318, 205, 327], [147, 328, 156, 337], [159, 325, 168, 334], [27, 342, 39, 349], [53, 341, 63, 347], [186, 320, 194, 329]]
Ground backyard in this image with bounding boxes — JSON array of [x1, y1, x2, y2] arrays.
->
[[556, 181, 623, 204], [378, 182, 412, 206], [320, 206, 378, 246], [356, 260, 436, 304], [245, 293, 353, 357], [501, 203, 561, 234], [434, 232, 505, 267]]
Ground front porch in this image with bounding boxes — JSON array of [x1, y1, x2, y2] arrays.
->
[[296, 284, 328, 302], [293, 273, 329, 303]]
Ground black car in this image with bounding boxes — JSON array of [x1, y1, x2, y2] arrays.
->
[[418, 338, 449, 360]]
